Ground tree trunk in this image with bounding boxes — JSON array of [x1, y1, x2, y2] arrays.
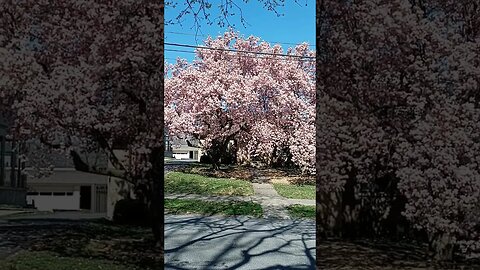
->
[[148, 147, 164, 258], [430, 232, 455, 261], [317, 189, 344, 237], [210, 150, 221, 170], [208, 139, 227, 170], [149, 182, 163, 248]]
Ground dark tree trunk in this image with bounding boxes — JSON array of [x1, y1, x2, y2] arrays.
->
[[148, 147, 164, 257], [317, 189, 344, 237], [429, 232, 455, 261], [208, 139, 226, 170], [210, 150, 221, 170]]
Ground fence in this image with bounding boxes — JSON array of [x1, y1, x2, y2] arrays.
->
[[0, 186, 26, 206]]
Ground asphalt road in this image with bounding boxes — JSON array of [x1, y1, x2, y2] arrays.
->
[[165, 214, 316, 270]]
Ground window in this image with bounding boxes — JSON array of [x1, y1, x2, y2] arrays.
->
[[66, 192, 73, 196], [27, 192, 38, 196], [39, 192, 52, 196], [53, 192, 66, 196]]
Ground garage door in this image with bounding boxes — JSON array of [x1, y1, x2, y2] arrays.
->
[[27, 191, 79, 211]]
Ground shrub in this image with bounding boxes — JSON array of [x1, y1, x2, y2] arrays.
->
[[113, 199, 150, 226]]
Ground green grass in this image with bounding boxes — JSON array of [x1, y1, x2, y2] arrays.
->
[[165, 172, 254, 196], [165, 198, 263, 217], [286, 205, 316, 219], [0, 251, 136, 270], [273, 183, 316, 200]]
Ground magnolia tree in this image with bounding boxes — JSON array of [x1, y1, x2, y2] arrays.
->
[[318, 0, 480, 259], [165, 31, 315, 173], [0, 0, 164, 249]]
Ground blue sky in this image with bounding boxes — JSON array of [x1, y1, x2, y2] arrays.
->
[[165, 1, 315, 63]]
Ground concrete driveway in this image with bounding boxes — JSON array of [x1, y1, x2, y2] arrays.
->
[[0, 211, 106, 226], [165, 214, 316, 270]]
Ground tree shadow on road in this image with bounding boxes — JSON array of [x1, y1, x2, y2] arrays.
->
[[164, 215, 316, 270]]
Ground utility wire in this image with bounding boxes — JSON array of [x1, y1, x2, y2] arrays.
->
[[164, 48, 316, 62], [165, 42, 316, 60], [165, 31, 316, 48]]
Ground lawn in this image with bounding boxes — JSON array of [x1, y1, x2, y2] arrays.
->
[[286, 205, 315, 219], [0, 251, 137, 270], [165, 172, 254, 196], [165, 198, 263, 218], [273, 183, 316, 200]]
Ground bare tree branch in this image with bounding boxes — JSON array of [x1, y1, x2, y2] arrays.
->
[[70, 149, 135, 185], [166, 0, 287, 39]]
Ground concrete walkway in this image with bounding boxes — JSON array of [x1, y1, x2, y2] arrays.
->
[[0, 210, 31, 218], [251, 183, 291, 219], [2, 211, 106, 221], [165, 192, 314, 207]]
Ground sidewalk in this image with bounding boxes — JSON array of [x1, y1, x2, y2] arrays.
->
[[0, 209, 35, 219], [164, 191, 314, 207], [0, 210, 31, 218]]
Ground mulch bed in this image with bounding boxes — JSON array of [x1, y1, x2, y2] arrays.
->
[[179, 164, 315, 185], [317, 238, 480, 269]]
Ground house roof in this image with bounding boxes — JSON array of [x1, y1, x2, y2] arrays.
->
[[23, 140, 109, 169], [166, 133, 201, 148], [172, 146, 200, 152]]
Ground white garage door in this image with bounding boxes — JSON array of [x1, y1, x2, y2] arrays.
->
[[27, 191, 80, 211]]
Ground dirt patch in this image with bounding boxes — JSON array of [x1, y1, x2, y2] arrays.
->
[[179, 164, 315, 184], [317, 238, 480, 269], [270, 176, 315, 185], [180, 165, 256, 180]]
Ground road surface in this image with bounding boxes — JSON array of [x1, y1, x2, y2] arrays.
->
[[165, 214, 316, 270]]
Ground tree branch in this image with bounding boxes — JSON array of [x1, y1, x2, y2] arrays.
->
[[70, 149, 135, 185]]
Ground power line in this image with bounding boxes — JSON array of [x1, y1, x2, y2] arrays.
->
[[164, 48, 316, 62], [165, 42, 316, 60], [164, 48, 315, 62], [165, 30, 316, 48], [165, 48, 197, 54]]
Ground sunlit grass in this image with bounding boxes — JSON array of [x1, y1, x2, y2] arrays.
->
[[165, 172, 254, 196], [286, 205, 315, 219], [165, 199, 263, 218], [273, 183, 315, 200]]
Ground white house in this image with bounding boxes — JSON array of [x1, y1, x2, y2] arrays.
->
[[26, 168, 108, 213], [0, 117, 108, 212], [24, 145, 109, 213], [172, 145, 202, 161], [165, 129, 203, 162]]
